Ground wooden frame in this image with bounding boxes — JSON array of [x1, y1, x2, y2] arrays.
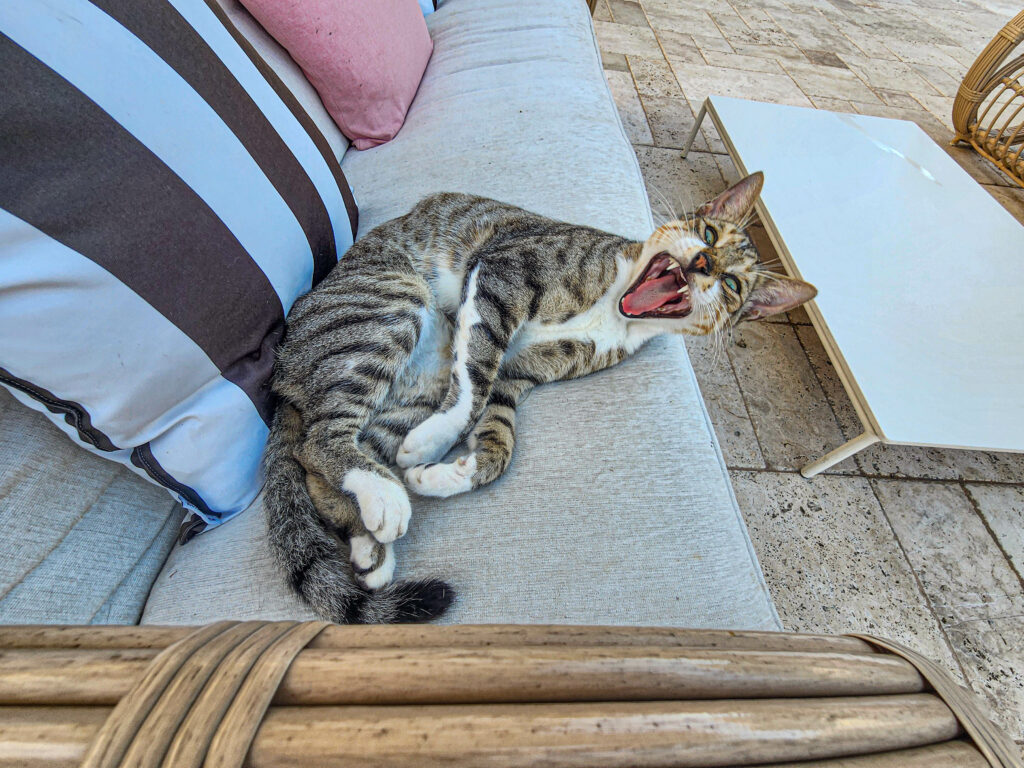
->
[[952, 10, 1024, 187], [0, 622, 1019, 768]]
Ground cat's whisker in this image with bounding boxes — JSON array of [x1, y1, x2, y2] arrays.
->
[[708, 310, 723, 366], [677, 193, 689, 224], [680, 187, 697, 225], [738, 209, 757, 229], [649, 184, 678, 224], [753, 271, 788, 283]]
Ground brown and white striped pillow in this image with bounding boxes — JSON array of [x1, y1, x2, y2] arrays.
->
[[0, 0, 357, 529]]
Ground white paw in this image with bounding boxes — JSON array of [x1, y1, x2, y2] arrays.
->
[[349, 533, 378, 571], [341, 469, 411, 543], [350, 537, 395, 590], [405, 453, 477, 498], [396, 413, 461, 468]]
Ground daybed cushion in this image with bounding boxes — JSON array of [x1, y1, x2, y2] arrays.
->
[[143, 0, 780, 630], [0, 389, 183, 624]]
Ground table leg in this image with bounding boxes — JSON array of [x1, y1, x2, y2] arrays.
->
[[681, 100, 708, 159], [800, 432, 880, 478]]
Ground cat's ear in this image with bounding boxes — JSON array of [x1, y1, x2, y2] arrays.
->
[[697, 172, 764, 224], [741, 274, 817, 321]]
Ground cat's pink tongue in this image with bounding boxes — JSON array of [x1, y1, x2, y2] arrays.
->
[[622, 274, 681, 315]]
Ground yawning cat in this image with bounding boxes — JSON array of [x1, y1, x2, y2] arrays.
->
[[264, 172, 816, 623]]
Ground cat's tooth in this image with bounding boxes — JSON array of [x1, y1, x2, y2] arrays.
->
[[667, 262, 681, 271], [677, 284, 689, 294]]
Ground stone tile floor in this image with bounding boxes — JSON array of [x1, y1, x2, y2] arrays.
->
[[593, 0, 1024, 749]]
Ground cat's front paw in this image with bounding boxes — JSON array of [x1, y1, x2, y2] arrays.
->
[[341, 469, 411, 543], [396, 414, 460, 468], [405, 453, 477, 498], [350, 535, 396, 590]]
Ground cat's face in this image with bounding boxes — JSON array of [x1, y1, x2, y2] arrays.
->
[[618, 172, 816, 335]]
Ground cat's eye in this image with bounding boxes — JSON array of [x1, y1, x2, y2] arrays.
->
[[703, 225, 718, 246], [722, 275, 740, 294]]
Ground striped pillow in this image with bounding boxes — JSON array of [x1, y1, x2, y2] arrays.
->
[[0, 0, 358, 530]]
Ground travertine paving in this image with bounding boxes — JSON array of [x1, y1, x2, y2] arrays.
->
[[594, 0, 1024, 748]]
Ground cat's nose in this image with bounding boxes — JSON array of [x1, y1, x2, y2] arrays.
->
[[689, 252, 713, 276]]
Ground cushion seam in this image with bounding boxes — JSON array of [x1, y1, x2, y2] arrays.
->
[[87, 501, 184, 624], [682, 341, 783, 630], [580, 3, 655, 235], [0, 472, 117, 605]]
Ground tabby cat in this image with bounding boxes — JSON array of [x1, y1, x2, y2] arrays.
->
[[264, 172, 816, 623]]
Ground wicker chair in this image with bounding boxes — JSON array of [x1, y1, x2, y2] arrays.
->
[[1, 622, 1022, 767], [952, 10, 1024, 187]]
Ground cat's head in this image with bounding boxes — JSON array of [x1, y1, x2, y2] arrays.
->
[[619, 172, 816, 334]]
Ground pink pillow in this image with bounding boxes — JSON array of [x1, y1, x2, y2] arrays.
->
[[240, 0, 432, 150]]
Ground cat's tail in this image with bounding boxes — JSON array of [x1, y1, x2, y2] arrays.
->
[[263, 407, 454, 624]]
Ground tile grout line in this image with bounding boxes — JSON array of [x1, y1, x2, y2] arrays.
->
[[792, 318, 857, 452], [703, 10, 738, 57], [707, 145, 774, 471], [962, 482, 1024, 590], [726, 464, 1024, 487], [722, 337, 771, 471], [636, 0, 720, 155], [863, 475, 974, 684], [773, 320, 855, 473]]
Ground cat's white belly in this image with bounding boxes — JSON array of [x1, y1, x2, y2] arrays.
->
[[398, 305, 452, 391], [433, 266, 464, 314]]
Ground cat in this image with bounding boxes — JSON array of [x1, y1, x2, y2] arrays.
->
[[263, 172, 816, 624]]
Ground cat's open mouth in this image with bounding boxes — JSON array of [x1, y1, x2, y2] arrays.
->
[[619, 253, 692, 319]]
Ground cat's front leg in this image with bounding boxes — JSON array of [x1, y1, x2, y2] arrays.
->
[[397, 265, 526, 468]]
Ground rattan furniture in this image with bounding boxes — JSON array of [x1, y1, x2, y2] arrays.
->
[[952, 10, 1024, 187], [684, 95, 1024, 477], [0, 622, 1019, 768]]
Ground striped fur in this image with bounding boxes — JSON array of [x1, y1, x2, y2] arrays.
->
[[266, 177, 816, 623]]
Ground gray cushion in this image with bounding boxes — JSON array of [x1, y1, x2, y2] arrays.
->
[[342, 0, 653, 240], [143, 0, 779, 630], [0, 389, 183, 624], [143, 343, 779, 629]]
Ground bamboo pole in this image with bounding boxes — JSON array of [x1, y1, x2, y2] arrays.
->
[[274, 647, 923, 705], [0, 695, 961, 768], [749, 739, 989, 767], [0, 707, 107, 768], [0, 646, 924, 707], [0, 625, 877, 654], [248, 696, 961, 768]]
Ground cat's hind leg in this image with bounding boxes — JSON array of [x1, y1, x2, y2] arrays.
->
[[279, 265, 429, 544], [306, 472, 395, 589], [403, 337, 606, 496], [397, 265, 527, 468], [405, 375, 525, 498]]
